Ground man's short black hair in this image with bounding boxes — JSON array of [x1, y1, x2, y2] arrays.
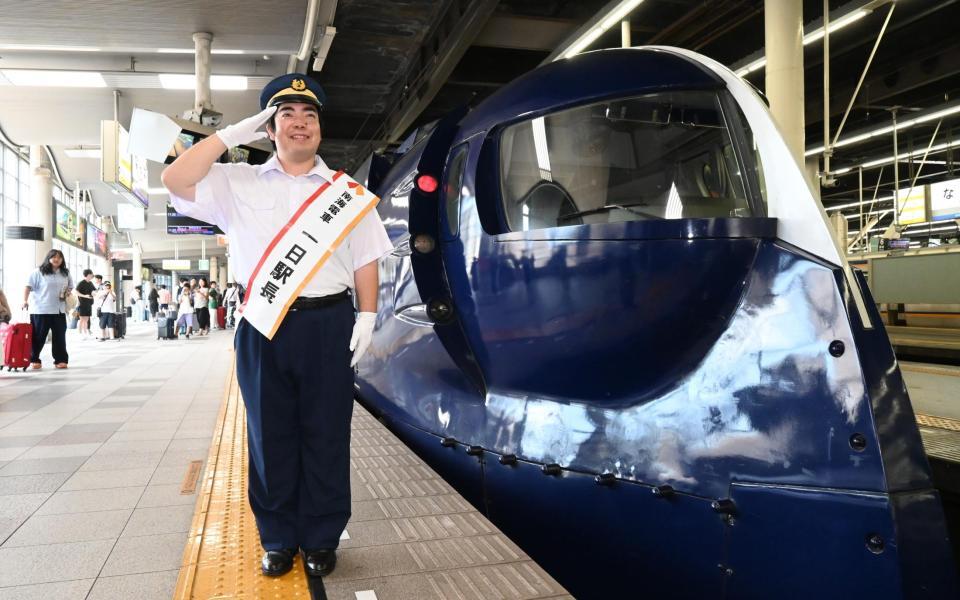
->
[[94, 274, 103, 280], [83, 269, 93, 277]]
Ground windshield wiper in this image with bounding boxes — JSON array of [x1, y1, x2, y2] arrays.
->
[[558, 203, 663, 222]]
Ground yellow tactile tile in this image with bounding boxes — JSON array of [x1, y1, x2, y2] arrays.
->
[[916, 413, 960, 432], [173, 365, 310, 599]]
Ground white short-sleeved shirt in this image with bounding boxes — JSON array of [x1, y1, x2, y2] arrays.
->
[[169, 155, 392, 297]]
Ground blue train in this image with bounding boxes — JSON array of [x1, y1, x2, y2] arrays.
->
[[353, 47, 958, 598]]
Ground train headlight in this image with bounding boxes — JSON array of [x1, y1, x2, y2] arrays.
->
[[412, 234, 435, 254]]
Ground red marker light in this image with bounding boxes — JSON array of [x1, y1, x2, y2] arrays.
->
[[416, 174, 439, 193]]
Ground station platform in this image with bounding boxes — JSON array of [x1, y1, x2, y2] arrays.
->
[[0, 322, 570, 600], [887, 326, 960, 362]]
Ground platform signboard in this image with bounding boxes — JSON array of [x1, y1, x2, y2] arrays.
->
[[896, 187, 928, 225], [930, 178, 960, 221], [162, 259, 191, 271]]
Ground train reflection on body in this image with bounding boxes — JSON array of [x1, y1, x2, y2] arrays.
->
[[352, 47, 957, 598]]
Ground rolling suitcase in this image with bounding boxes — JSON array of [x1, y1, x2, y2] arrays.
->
[[113, 313, 126, 339], [217, 306, 227, 329], [157, 316, 175, 340], [3, 322, 32, 371]]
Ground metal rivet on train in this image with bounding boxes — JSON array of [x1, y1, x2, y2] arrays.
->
[[595, 472, 615, 486], [541, 463, 562, 476], [711, 498, 736, 514], [866, 533, 885, 554], [427, 298, 454, 323], [652, 484, 675, 498], [829, 340, 845, 357], [440, 437, 456, 447], [849, 433, 867, 452], [499, 454, 517, 466]]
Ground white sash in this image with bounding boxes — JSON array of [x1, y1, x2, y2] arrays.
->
[[237, 171, 379, 339]]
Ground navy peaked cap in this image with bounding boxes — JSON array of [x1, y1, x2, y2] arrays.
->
[[259, 73, 326, 110]]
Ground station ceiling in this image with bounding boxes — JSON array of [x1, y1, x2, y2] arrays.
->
[[0, 0, 957, 261]]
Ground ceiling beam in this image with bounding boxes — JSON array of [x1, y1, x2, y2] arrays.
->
[[474, 14, 578, 51], [382, 0, 500, 144], [805, 39, 960, 127]]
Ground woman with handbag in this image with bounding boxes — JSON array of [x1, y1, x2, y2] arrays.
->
[[22, 249, 74, 369]]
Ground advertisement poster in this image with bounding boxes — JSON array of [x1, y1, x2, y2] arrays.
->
[[86, 222, 108, 256], [54, 202, 81, 246]]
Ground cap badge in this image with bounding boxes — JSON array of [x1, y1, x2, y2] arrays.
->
[[291, 78, 306, 91]]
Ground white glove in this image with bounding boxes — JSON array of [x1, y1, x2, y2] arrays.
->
[[349, 312, 377, 367], [215, 106, 277, 148]]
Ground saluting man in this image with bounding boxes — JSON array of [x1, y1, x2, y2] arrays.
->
[[162, 73, 391, 578]]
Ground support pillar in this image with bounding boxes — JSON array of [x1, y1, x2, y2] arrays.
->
[[132, 245, 143, 287], [764, 0, 805, 166], [193, 32, 213, 113], [209, 255, 219, 288], [218, 258, 227, 290], [29, 145, 53, 265]]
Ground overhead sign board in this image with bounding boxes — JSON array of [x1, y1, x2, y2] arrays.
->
[[897, 187, 928, 226], [930, 178, 960, 221], [162, 259, 191, 271]]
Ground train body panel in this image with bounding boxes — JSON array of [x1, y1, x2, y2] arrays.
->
[[357, 47, 957, 598]]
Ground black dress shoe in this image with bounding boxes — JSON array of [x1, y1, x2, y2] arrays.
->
[[261, 548, 297, 576], [301, 548, 337, 577]]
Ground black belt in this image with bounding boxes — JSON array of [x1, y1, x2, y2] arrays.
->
[[289, 290, 350, 311]]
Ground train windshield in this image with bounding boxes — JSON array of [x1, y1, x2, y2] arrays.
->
[[499, 90, 758, 231]]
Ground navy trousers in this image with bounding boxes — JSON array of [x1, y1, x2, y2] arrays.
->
[[235, 298, 355, 551], [30, 313, 68, 365]]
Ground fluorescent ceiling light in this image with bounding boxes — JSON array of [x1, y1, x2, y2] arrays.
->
[[801, 10, 868, 45], [833, 141, 955, 175], [1, 69, 106, 87], [807, 102, 960, 156], [843, 209, 891, 220], [826, 196, 893, 211], [735, 4, 875, 76], [0, 44, 100, 52], [157, 48, 244, 55], [64, 146, 101, 158], [559, 0, 646, 60], [158, 74, 248, 90]]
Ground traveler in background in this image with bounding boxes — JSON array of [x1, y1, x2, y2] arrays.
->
[[96, 282, 117, 341], [0, 288, 12, 323], [148, 283, 160, 319], [222, 283, 238, 328], [94, 274, 104, 291], [208, 281, 220, 329], [75, 269, 97, 339], [175, 282, 196, 338], [23, 249, 74, 369], [158, 285, 172, 312], [194, 278, 211, 335], [130, 285, 142, 322]]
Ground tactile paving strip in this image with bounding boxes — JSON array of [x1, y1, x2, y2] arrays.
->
[[173, 366, 312, 599], [174, 365, 572, 599], [916, 413, 960, 432]]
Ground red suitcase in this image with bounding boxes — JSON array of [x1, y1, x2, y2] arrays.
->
[[3, 322, 33, 371], [216, 306, 227, 329]]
